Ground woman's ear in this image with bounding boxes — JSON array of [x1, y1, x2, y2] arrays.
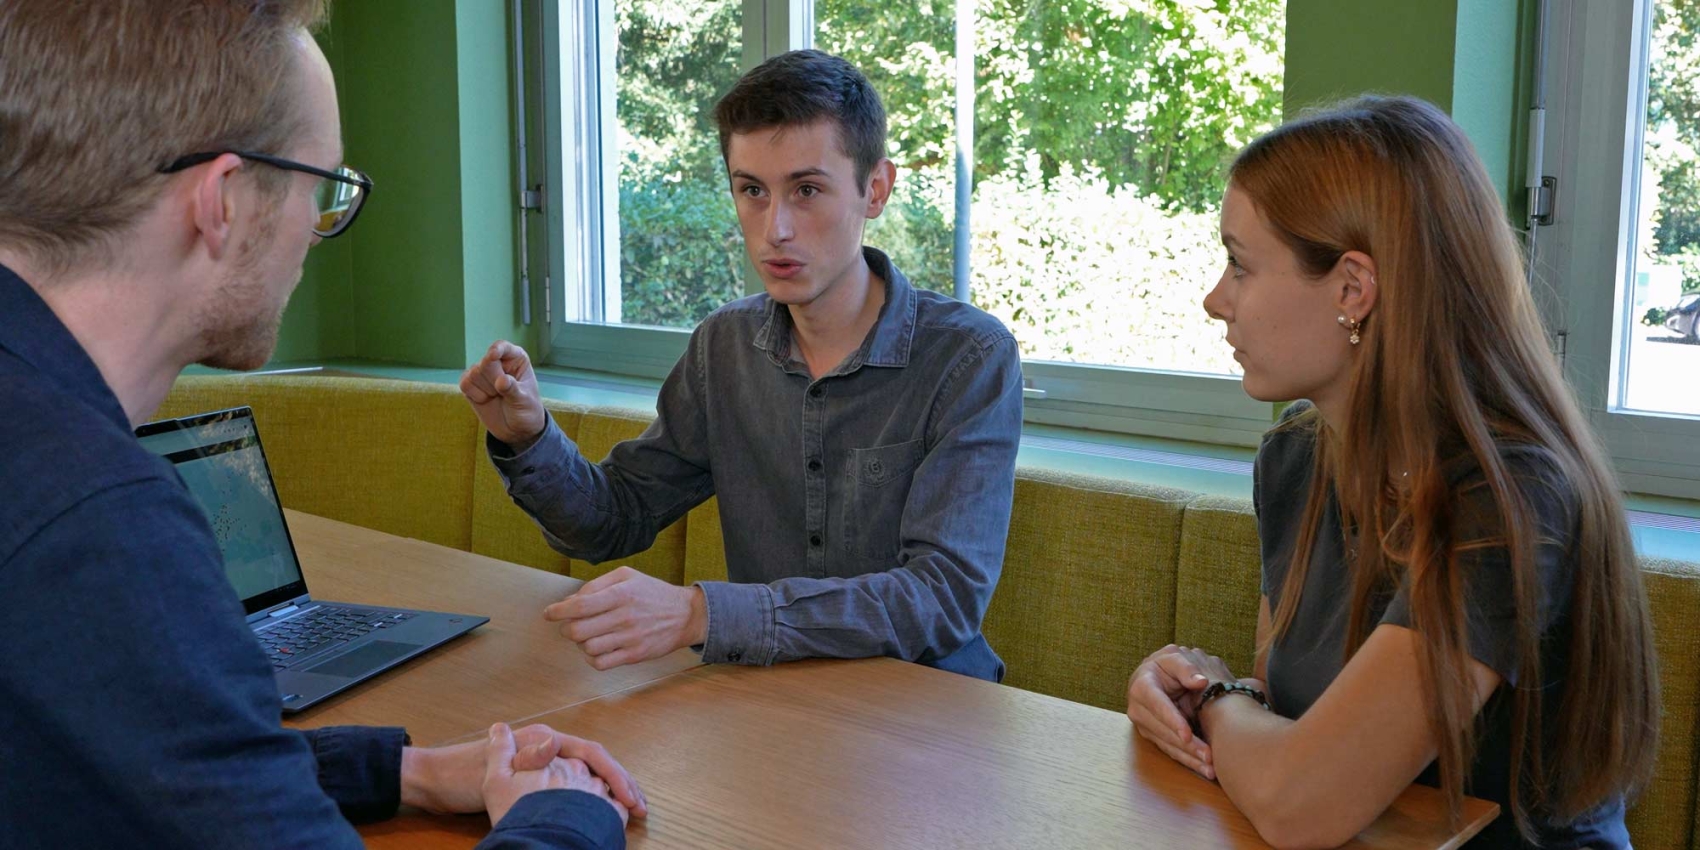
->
[[1337, 250, 1379, 324]]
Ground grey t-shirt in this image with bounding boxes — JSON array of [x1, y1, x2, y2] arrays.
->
[[1254, 402, 1626, 850]]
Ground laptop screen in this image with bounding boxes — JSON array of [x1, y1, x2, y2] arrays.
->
[[135, 407, 308, 616]]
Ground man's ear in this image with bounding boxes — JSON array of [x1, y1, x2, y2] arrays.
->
[[188, 153, 246, 261], [864, 158, 896, 219]]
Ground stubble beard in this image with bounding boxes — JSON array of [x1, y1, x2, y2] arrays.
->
[[196, 216, 292, 372]]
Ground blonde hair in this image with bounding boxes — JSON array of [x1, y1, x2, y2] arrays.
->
[[0, 0, 331, 274], [1236, 95, 1658, 838]]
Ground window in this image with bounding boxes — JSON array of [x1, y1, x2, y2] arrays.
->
[[1542, 0, 1700, 499], [608, 0, 744, 329], [1621, 0, 1700, 416], [810, 0, 1284, 444], [531, 0, 746, 330], [816, 0, 1284, 378], [529, 0, 1299, 449], [522, 1, 1700, 496]]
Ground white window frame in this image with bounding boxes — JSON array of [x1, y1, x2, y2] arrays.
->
[[527, 0, 1286, 449], [1541, 0, 1700, 500], [538, 0, 619, 328]]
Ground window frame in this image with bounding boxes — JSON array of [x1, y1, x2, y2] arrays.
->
[[536, 0, 620, 333], [525, 0, 1297, 451], [1540, 0, 1700, 501], [512, 0, 1700, 501]]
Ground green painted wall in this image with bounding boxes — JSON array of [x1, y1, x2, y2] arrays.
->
[[339, 0, 467, 367], [455, 1, 526, 368], [1284, 0, 1533, 208], [1453, 0, 1534, 216], [272, 29, 355, 362], [274, 0, 530, 369], [1284, 0, 1460, 115]]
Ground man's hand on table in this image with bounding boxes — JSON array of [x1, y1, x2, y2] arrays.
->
[[479, 723, 632, 828], [401, 721, 646, 823], [545, 566, 708, 671]]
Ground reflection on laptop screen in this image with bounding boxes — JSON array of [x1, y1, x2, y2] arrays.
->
[[135, 411, 303, 601]]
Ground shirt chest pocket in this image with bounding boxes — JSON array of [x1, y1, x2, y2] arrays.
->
[[839, 439, 927, 561]]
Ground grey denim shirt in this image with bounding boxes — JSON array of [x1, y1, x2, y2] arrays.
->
[[489, 247, 1021, 681]]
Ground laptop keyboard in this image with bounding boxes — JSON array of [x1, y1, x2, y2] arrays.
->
[[257, 606, 417, 670]]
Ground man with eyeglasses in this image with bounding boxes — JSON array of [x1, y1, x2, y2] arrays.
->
[[0, 2, 636, 848]]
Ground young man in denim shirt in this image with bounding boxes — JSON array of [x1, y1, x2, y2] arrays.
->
[[462, 51, 1022, 682]]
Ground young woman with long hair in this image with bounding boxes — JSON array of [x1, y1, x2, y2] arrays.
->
[[1125, 95, 1660, 849]]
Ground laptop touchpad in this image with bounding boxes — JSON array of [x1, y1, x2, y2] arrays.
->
[[305, 640, 420, 678]]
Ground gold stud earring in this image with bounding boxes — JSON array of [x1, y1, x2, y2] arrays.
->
[[1337, 314, 1362, 345]]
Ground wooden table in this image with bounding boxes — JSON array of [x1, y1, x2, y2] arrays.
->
[[283, 511, 1498, 849], [282, 509, 701, 743]]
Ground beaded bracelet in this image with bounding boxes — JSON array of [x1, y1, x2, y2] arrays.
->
[[1198, 680, 1272, 712]]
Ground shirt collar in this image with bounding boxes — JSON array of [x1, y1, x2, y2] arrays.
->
[[752, 245, 918, 372], [0, 263, 131, 430], [858, 247, 918, 368]]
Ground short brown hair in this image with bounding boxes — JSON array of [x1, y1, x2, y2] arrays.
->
[[713, 50, 887, 192], [0, 0, 331, 274]]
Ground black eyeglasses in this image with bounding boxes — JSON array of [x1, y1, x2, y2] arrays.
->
[[160, 150, 373, 238]]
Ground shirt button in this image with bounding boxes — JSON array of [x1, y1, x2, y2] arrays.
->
[[727, 651, 742, 663], [809, 534, 822, 547], [808, 385, 823, 398], [807, 458, 822, 472]]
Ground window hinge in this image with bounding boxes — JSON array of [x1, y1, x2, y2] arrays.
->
[[1530, 176, 1557, 227], [1554, 330, 1568, 366], [520, 185, 544, 212]]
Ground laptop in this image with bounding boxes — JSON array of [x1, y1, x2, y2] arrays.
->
[[135, 406, 488, 713]]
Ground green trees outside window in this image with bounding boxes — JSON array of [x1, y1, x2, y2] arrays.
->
[[613, 0, 1283, 375]]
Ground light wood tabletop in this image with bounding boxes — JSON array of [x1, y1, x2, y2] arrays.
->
[[280, 511, 1497, 850], [279, 509, 701, 744], [366, 659, 1499, 850]]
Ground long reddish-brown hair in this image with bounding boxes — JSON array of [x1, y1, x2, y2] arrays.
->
[[1235, 95, 1658, 838]]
